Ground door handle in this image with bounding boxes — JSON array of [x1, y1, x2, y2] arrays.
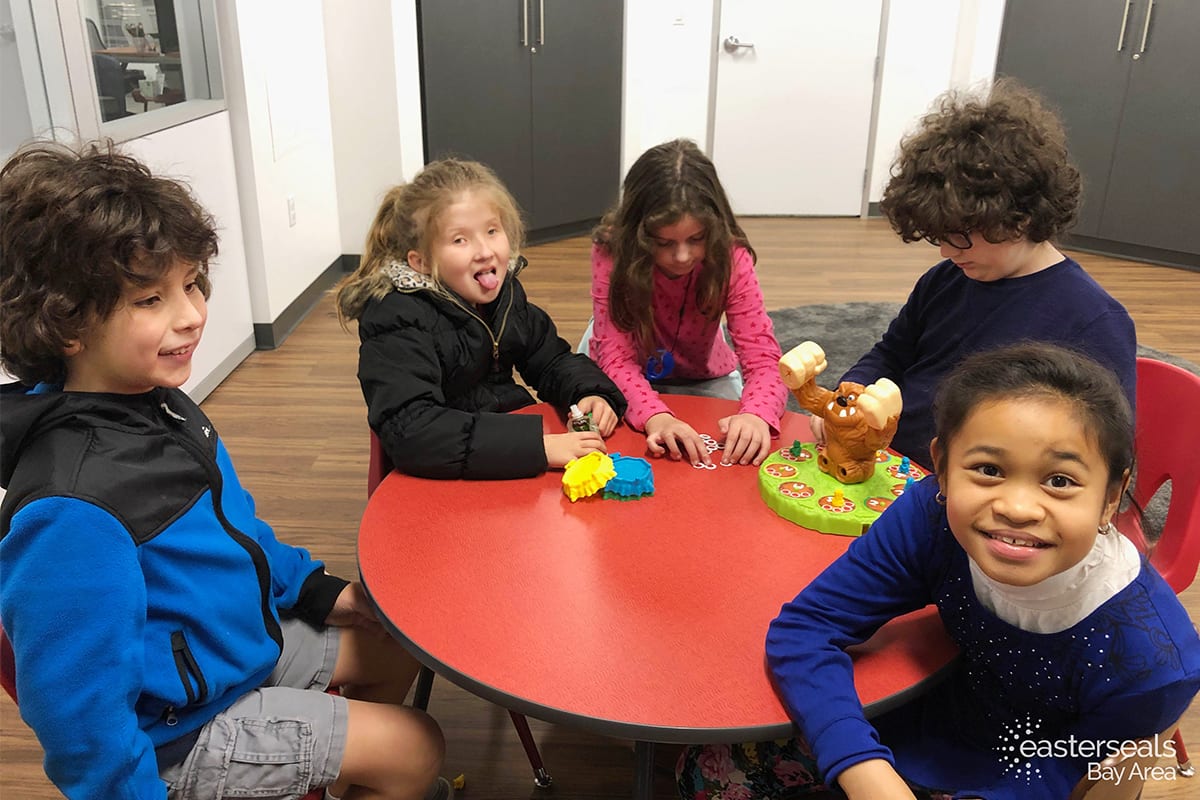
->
[[1116, 0, 1132, 51], [521, 0, 529, 47], [723, 36, 755, 54], [1133, 0, 1154, 59], [537, 0, 545, 45]]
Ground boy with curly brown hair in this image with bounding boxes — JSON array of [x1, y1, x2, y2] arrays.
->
[[0, 140, 450, 800], [813, 79, 1136, 469]]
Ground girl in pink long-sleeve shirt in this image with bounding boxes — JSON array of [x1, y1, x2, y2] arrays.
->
[[587, 139, 787, 467]]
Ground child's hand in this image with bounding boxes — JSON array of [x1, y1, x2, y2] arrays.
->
[[836, 759, 918, 800], [325, 581, 380, 629], [544, 431, 606, 468], [717, 413, 771, 466], [575, 395, 619, 436], [809, 414, 826, 445], [644, 412, 711, 466]]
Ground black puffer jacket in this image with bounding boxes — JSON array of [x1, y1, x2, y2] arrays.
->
[[356, 258, 626, 479]]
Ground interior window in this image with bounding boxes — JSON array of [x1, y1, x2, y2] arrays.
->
[[82, 0, 211, 124]]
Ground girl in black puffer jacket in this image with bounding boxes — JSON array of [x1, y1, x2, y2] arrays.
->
[[336, 159, 626, 479]]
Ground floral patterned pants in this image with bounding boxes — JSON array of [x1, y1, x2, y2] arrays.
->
[[676, 738, 954, 800]]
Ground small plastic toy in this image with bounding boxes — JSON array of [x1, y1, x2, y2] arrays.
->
[[568, 403, 597, 433], [602, 453, 655, 500], [562, 451, 616, 502], [789, 439, 805, 458], [778, 341, 903, 484]]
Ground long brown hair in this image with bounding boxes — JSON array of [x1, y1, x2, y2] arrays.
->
[[593, 139, 754, 357], [335, 159, 525, 327]]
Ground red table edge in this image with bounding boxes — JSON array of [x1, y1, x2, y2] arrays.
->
[[358, 560, 959, 745]]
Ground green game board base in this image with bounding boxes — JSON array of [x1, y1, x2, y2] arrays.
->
[[758, 443, 925, 537]]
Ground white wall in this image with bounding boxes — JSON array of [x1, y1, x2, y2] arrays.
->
[[869, 0, 1005, 202], [322, 0, 424, 258], [123, 112, 256, 400], [217, 0, 342, 324], [621, 1, 715, 177]]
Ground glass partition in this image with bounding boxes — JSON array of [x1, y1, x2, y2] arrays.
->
[[80, 0, 219, 125]]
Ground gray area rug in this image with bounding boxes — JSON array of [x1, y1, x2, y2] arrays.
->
[[766, 302, 1198, 541]]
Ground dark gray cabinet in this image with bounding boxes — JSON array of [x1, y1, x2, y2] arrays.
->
[[996, 0, 1200, 266], [419, 0, 623, 241]]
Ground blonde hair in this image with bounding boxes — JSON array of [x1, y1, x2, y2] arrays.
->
[[335, 159, 525, 326]]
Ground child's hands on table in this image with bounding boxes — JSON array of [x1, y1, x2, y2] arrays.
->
[[644, 412, 711, 466], [717, 413, 771, 466], [545, 431, 606, 468], [574, 395, 619, 436]]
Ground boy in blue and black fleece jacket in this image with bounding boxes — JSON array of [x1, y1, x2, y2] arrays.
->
[[0, 141, 449, 800]]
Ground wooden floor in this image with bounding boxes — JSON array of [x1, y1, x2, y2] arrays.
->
[[2, 218, 1197, 798]]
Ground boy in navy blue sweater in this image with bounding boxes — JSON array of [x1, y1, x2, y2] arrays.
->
[[816, 79, 1136, 468], [0, 142, 447, 799]]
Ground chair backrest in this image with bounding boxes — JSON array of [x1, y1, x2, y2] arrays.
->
[[367, 430, 394, 498], [1117, 358, 1200, 593], [85, 17, 106, 51], [1, 624, 17, 704]]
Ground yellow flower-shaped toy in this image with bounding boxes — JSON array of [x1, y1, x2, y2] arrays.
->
[[561, 451, 616, 502]]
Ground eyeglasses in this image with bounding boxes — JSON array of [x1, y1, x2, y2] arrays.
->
[[923, 231, 973, 250]]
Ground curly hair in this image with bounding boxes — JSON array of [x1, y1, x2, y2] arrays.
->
[[593, 139, 754, 359], [334, 158, 525, 326], [880, 78, 1080, 245], [1, 140, 218, 385]]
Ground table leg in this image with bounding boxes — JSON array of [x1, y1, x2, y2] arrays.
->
[[634, 740, 655, 800]]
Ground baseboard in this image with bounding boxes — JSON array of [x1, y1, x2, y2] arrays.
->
[[867, 202, 882, 218], [253, 257, 347, 350], [1062, 234, 1198, 272], [188, 333, 256, 403], [527, 218, 600, 246]]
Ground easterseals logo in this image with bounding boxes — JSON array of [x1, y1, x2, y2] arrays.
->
[[993, 713, 1178, 786], [1021, 734, 1178, 786]]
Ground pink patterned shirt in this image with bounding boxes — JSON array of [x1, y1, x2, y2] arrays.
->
[[590, 243, 787, 433]]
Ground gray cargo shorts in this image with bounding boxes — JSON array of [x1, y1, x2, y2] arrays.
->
[[160, 617, 347, 799]]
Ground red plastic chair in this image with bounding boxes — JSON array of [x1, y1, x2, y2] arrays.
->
[[369, 431, 553, 787], [1113, 357, 1200, 778], [2, 624, 326, 799]]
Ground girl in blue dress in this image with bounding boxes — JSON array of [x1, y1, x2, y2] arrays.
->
[[680, 343, 1200, 799]]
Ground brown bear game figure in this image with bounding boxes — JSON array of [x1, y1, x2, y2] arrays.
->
[[779, 341, 903, 484]]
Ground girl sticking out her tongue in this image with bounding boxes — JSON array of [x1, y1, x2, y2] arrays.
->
[[336, 158, 628, 480]]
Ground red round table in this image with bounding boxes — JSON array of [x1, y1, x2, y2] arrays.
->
[[358, 395, 958, 798]]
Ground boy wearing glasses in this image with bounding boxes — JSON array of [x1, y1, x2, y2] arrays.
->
[[817, 79, 1136, 467]]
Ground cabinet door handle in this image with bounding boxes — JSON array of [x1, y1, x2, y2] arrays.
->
[[537, 0, 545, 45], [1134, 0, 1154, 59], [1116, 0, 1133, 51], [521, 0, 529, 46]]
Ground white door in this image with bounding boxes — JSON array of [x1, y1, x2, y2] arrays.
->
[[712, 0, 883, 215]]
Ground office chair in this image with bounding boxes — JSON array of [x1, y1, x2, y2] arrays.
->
[[368, 431, 553, 787], [85, 16, 144, 120], [1112, 357, 1200, 779]]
